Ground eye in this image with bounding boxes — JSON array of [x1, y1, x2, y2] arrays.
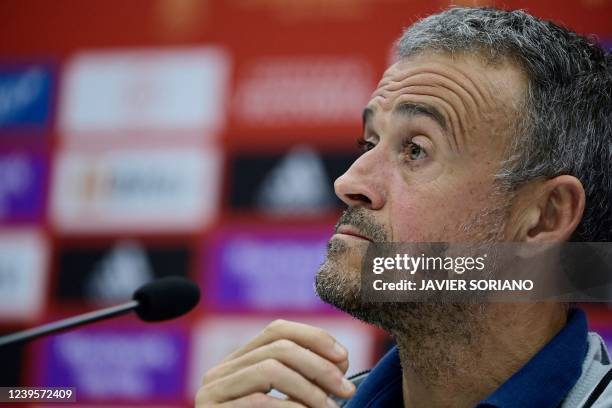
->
[[357, 137, 375, 153], [402, 139, 427, 161]]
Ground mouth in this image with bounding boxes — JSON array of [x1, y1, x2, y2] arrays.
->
[[334, 225, 371, 242]]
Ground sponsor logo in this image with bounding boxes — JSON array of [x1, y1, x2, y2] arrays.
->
[[232, 56, 373, 128], [0, 230, 47, 322], [56, 239, 191, 305], [230, 146, 355, 214], [36, 324, 189, 402], [204, 226, 336, 311], [189, 316, 375, 396], [255, 146, 336, 214], [0, 65, 53, 130], [51, 148, 221, 232], [0, 151, 46, 222], [59, 48, 229, 145]]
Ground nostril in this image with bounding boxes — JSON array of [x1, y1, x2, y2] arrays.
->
[[347, 193, 372, 205]]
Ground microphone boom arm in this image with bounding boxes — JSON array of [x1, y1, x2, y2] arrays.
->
[[0, 300, 139, 347]]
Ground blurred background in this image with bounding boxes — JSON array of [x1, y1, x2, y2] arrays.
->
[[0, 0, 610, 406]]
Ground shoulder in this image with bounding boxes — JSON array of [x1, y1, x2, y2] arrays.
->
[[563, 332, 612, 408], [585, 371, 612, 408]]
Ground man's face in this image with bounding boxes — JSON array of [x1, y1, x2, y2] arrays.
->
[[316, 51, 527, 323]]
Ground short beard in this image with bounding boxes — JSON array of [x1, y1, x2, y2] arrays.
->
[[315, 191, 512, 384]]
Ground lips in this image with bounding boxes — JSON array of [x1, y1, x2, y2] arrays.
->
[[335, 225, 371, 241]]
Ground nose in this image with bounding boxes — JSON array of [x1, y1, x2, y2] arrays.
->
[[334, 151, 385, 210]]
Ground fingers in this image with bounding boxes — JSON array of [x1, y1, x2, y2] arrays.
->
[[217, 393, 306, 408], [222, 320, 349, 371], [198, 359, 341, 408], [196, 320, 355, 408], [204, 339, 354, 398]]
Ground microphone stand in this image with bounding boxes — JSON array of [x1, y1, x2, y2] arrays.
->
[[0, 300, 139, 347]]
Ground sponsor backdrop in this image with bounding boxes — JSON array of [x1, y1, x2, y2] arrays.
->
[[0, 0, 611, 406]]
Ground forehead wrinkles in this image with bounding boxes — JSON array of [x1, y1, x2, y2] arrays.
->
[[371, 62, 501, 149], [384, 76, 469, 150], [374, 61, 497, 110]]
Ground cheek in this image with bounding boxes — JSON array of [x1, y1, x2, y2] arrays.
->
[[386, 184, 453, 241], [387, 179, 495, 242]]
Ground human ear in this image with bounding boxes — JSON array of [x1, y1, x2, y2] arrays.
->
[[523, 175, 585, 242]]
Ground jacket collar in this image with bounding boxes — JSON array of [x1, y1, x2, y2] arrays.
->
[[347, 308, 588, 408]]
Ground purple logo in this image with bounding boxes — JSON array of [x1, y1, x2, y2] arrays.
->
[[204, 226, 338, 312], [34, 322, 189, 402], [0, 151, 46, 222]]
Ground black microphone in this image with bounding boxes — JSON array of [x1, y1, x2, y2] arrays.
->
[[0, 276, 200, 347]]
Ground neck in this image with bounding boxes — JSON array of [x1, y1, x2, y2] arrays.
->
[[394, 303, 567, 408]]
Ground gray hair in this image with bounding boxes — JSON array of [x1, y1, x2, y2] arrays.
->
[[397, 7, 612, 242]]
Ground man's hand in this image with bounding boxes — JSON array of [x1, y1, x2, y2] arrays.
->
[[195, 320, 356, 407]]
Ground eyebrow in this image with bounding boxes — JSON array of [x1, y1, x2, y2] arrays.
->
[[395, 103, 448, 132], [362, 103, 447, 132]]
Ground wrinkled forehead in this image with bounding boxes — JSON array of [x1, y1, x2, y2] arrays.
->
[[366, 52, 527, 150], [370, 52, 526, 113]]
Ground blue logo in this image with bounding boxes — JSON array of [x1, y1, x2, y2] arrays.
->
[[0, 65, 53, 130]]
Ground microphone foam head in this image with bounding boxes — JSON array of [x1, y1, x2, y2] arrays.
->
[[133, 277, 200, 322]]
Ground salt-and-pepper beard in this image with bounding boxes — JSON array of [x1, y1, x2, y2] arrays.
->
[[315, 199, 510, 385]]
